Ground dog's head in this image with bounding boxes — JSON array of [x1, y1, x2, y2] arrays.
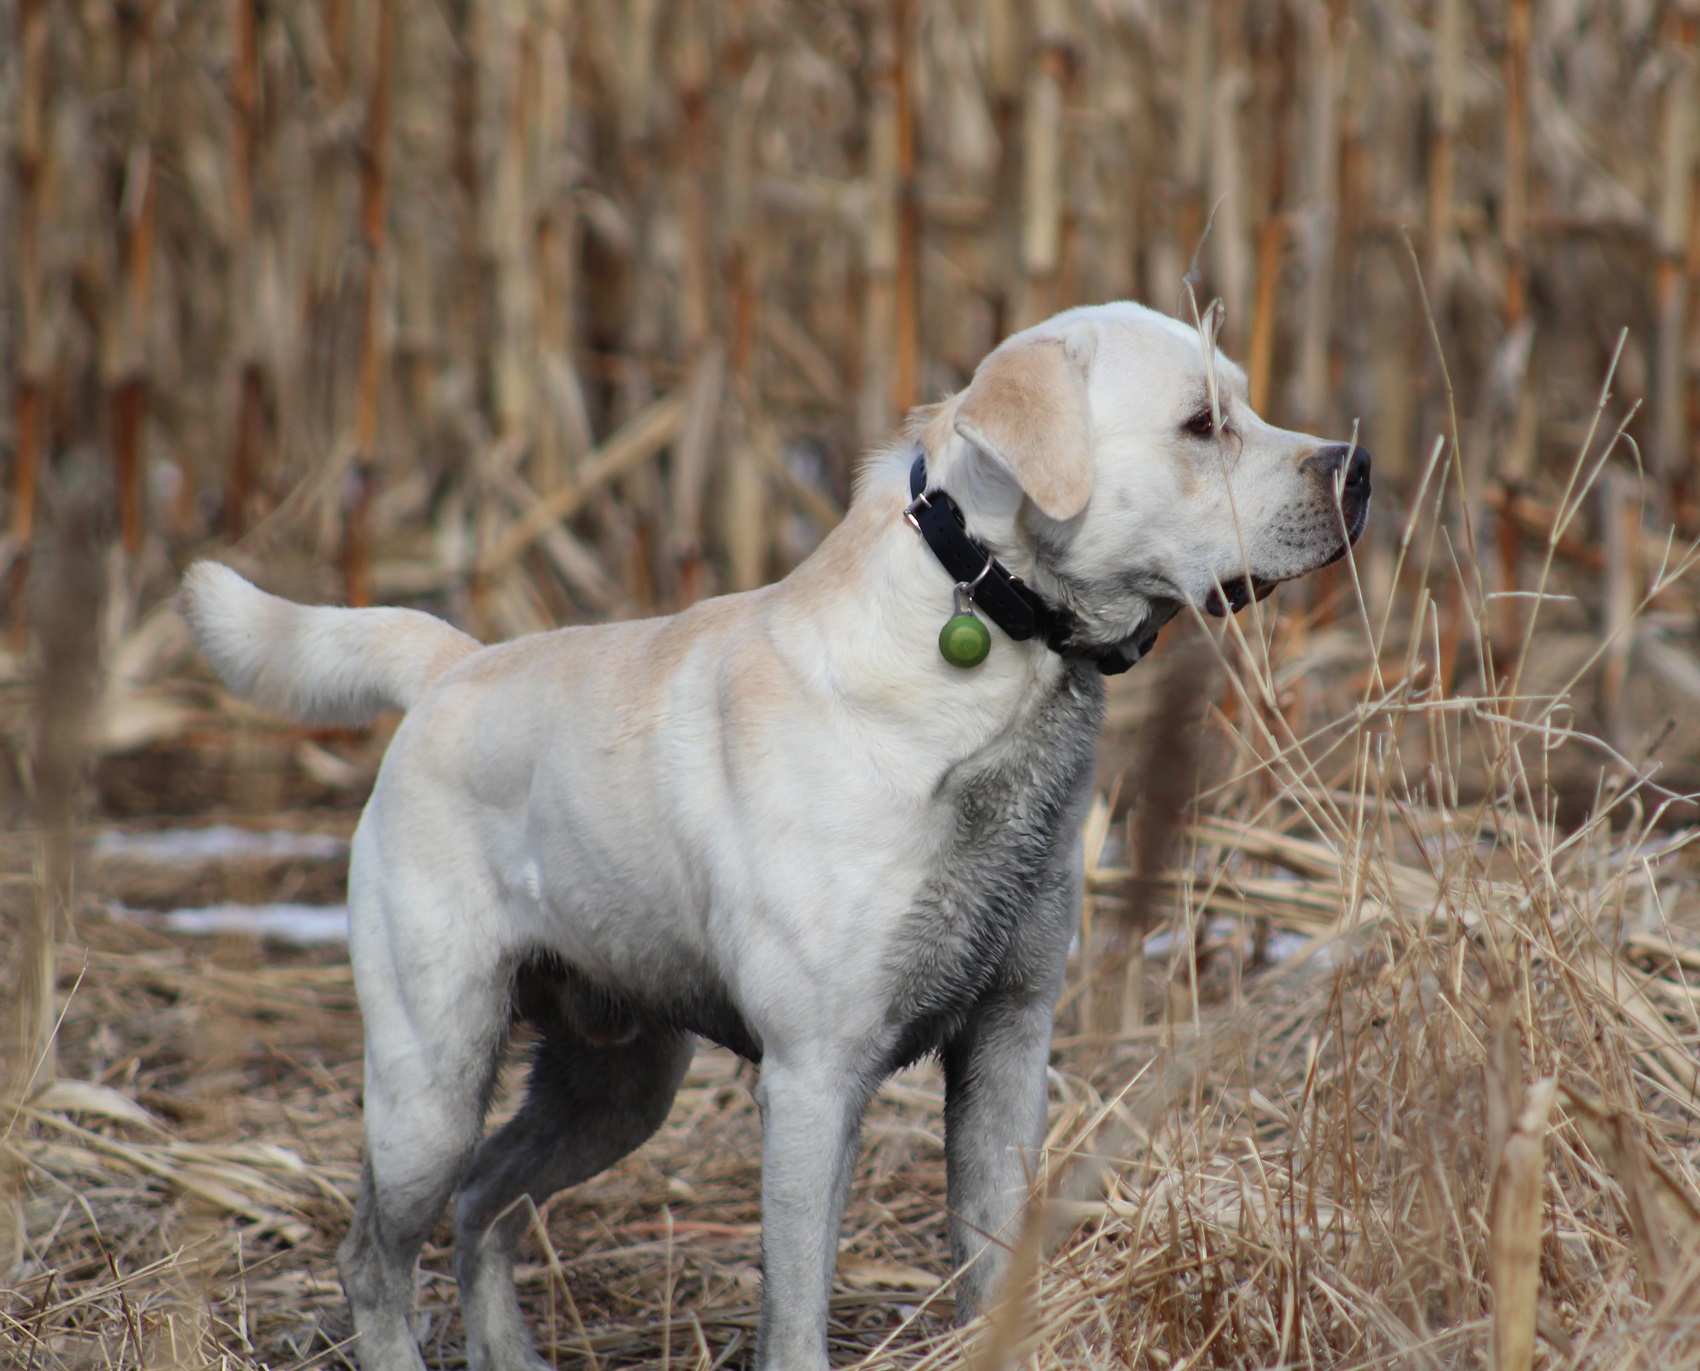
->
[[920, 301, 1370, 655]]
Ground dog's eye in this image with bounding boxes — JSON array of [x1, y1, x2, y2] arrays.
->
[[1183, 408, 1216, 438]]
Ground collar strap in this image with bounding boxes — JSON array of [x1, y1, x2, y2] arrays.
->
[[905, 453, 1158, 676]]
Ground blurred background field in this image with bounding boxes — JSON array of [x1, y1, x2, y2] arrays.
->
[[10, 1, 1700, 1368]]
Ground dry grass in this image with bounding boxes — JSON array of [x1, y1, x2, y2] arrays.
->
[[10, 413, 1700, 1369], [10, 1, 1700, 1368]]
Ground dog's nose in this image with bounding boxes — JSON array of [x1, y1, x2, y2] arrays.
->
[[1308, 442, 1371, 503], [1304, 442, 1372, 539], [1342, 445, 1371, 501], [1307, 442, 1369, 485]]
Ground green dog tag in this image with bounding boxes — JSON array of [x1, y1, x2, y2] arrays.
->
[[938, 612, 991, 668]]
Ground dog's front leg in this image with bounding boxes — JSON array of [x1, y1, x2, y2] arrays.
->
[[941, 989, 1059, 1322], [753, 1056, 868, 1371], [942, 820, 1080, 1322]]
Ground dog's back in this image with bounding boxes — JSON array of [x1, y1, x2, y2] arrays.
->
[[178, 562, 480, 726]]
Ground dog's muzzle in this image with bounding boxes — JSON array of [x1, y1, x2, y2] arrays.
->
[[1204, 444, 1372, 617]]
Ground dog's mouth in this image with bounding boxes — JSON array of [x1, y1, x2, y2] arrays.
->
[[1204, 492, 1370, 618], [1203, 575, 1280, 617], [1311, 487, 1371, 571]]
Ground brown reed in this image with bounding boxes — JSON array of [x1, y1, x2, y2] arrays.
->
[[8, 4, 1700, 1370]]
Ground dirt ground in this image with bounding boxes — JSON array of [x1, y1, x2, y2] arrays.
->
[[3, 722, 1127, 1369], [12, 596, 1700, 1370]]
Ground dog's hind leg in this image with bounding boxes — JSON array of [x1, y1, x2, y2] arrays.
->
[[452, 1017, 694, 1371], [337, 924, 513, 1371]]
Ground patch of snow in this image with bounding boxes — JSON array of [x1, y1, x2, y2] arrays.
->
[[1144, 917, 1324, 967], [94, 825, 348, 865], [1143, 917, 1239, 959], [118, 901, 351, 945]]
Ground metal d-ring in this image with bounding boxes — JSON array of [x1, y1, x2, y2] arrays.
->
[[952, 553, 995, 617]]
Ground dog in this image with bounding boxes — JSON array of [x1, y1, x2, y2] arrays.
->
[[180, 301, 1369, 1371]]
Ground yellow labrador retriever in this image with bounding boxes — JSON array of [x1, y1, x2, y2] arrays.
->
[[181, 301, 1369, 1371]]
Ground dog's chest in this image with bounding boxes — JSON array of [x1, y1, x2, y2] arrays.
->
[[881, 665, 1103, 1064]]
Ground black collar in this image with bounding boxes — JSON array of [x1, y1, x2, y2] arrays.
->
[[905, 453, 1164, 676]]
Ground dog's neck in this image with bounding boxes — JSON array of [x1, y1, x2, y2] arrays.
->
[[769, 448, 1172, 765], [902, 450, 1160, 676], [772, 465, 1069, 719]]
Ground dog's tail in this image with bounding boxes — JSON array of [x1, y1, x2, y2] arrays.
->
[[179, 561, 481, 725]]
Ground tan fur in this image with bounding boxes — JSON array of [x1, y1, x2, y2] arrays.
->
[[951, 335, 1096, 521]]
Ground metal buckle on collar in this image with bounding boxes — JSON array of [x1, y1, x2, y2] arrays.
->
[[902, 490, 932, 534]]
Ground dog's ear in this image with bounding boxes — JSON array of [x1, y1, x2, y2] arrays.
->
[[953, 329, 1096, 521]]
